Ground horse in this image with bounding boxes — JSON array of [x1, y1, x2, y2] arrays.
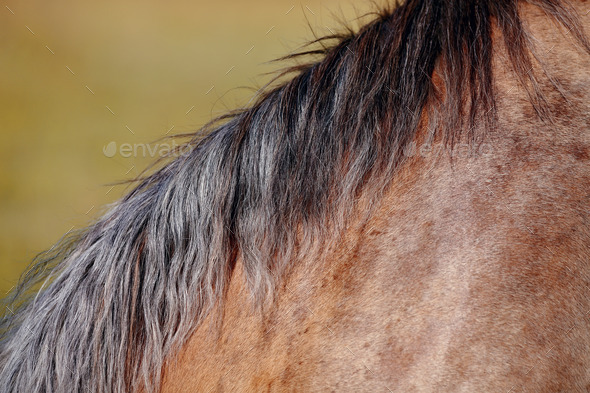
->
[[1, 0, 590, 391]]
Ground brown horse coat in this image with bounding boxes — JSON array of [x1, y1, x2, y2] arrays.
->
[[162, 2, 590, 392], [2, 1, 589, 393]]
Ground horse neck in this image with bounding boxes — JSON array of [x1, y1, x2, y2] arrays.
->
[[161, 3, 590, 392]]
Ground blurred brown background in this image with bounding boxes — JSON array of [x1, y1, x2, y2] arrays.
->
[[0, 0, 377, 295]]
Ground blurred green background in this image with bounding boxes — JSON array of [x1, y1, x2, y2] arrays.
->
[[0, 0, 376, 295]]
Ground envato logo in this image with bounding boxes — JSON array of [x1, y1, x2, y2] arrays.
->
[[401, 141, 494, 158], [103, 141, 194, 158], [103, 140, 494, 160]]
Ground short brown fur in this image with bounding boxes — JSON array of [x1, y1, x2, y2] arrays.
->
[[162, 2, 590, 392]]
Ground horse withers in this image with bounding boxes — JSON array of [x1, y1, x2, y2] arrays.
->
[[2, 0, 590, 392]]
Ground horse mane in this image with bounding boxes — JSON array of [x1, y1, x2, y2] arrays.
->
[[1, 1, 588, 392]]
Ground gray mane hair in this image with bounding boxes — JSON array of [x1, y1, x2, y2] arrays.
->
[[1, 0, 588, 392]]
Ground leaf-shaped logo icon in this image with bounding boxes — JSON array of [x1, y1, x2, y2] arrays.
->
[[103, 141, 117, 158]]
